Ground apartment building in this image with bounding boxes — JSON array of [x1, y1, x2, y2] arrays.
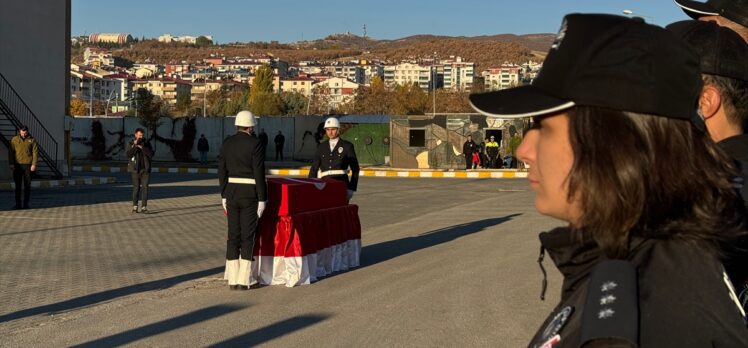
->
[[280, 77, 314, 97], [314, 77, 360, 108], [384, 62, 434, 90], [440, 56, 474, 91], [482, 63, 521, 91], [83, 47, 114, 68], [132, 78, 192, 105]]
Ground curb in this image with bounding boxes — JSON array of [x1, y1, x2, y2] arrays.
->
[[268, 169, 527, 179], [73, 165, 527, 179], [73, 165, 218, 174], [0, 177, 117, 190]]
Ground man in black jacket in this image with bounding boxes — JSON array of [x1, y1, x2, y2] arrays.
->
[[462, 135, 477, 170], [219, 110, 267, 290], [274, 130, 285, 161], [309, 117, 359, 201], [197, 134, 209, 165], [127, 128, 153, 213]]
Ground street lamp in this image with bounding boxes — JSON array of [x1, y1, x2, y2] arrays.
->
[[432, 52, 437, 116]]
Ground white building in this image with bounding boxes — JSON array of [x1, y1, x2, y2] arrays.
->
[[383, 62, 434, 90], [158, 34, 213, 44], [482, 63, 521, 91], [323, 65, 365, 84], [280, 77, 315, 97], [313, 77, 360, 109], [83, 47, 114, 68], [440, 56, 474, 91]]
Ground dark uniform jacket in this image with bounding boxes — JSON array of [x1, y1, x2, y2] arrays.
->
[[9, 135, 38, 165], [218, 132, 267, 201], [308, 138, 359, 191], [529, 227, 748, 348], [197, 137, 209, 152], [126, 139, 153, 173], [718, 134, 748, 293], [462, 140, 476, 156]]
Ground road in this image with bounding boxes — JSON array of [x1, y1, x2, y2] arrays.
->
[[0, 174, 563, 347]]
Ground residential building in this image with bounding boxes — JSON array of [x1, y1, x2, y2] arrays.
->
[[280, 77, 314, 97], [313, 77, 360, 109], [384, 62, 434, 90], [158, 34, 213, 44], [362, 64, 384, 85], [83, 47, 114, 68], [70, 65, 130, 103], [323, 65, 365, 84], [88, 33, 133, 44], [440, 56, 474, 91], [131, 78, 192, 106], [482, 63, 521, 91]]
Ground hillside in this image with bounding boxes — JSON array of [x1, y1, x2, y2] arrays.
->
[[73, 33, 554, 72]]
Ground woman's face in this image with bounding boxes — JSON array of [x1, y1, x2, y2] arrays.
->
[[516, 112, 581, 224]]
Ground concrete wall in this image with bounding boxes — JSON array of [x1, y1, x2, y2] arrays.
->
[[0, 0, 70, 176], [70, 116, 390, 164]]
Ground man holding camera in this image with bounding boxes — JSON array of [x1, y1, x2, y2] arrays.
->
[[127, 128, 153, 213]]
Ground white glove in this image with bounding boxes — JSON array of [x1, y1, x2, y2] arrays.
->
[[347, 190, 354, 200], [221, 198, 227, 213], [257, 201, 266, 218]]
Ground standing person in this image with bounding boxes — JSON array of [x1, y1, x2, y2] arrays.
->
[[674, 0, 748, 42], [485, 136, 499, 168], [668, 20, 748, 298], [258, 128, 268, 152], [197, 134, 209, 165], [8, 125, 37, 209], [309, 117, 359, 201], [471, 149, 481, 170], [274, 130, 285, 161], [462, 135, 476, 170], [470, 14, 748, 347], [479, 137, 488, 169], [127, 128, 153, 214], [219, 110, 267, 290]]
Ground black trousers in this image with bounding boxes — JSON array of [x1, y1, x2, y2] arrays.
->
[[488, 154, 498, 168], [275, 146, 284, 161], [464, 154, 471, 170], [13, 164, 31, 205], [131, 171, 150, 207], [226, 197, 259, 260]]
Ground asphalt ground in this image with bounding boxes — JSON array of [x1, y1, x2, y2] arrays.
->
[[0, 174, 564, 347]]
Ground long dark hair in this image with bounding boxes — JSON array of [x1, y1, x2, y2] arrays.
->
[[566, 106, 743, 259]]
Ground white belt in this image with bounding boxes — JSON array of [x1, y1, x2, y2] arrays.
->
[[319, 170, 346, 177], [228, 177, 256, 184]]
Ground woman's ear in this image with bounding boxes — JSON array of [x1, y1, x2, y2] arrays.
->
[[699, 85, 722, 120]]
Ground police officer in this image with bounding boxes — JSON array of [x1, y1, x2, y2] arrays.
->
[[485, 136, 500, 168], [309, 117, 359, 200], [218, 110, 267, 290]]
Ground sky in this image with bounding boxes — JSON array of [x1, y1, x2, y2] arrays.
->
[[72, 0, 693, 43]]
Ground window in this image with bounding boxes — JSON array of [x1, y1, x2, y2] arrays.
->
[[409, 129, 426, 147]]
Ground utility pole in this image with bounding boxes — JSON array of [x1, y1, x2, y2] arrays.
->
[[203, 79, 207, 117], [432, 52, 437, 116], [89, 76, 93, 116]]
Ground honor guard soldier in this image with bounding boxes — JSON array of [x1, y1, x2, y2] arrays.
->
[[309, 117, 360, 200], [219, 110, 267, 290]]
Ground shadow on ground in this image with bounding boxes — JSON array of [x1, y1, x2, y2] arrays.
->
[[71, 304, 247, 348], [0, 267, 223, 324], [359, 214, 520, 267]]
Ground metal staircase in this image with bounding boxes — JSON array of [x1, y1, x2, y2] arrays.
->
[[0, 72, 63, 179]]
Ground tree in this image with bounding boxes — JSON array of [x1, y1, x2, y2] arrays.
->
[[175, 90, 192, 115], [195, 36, 213, 47], [250, 92, 283, 116], [70, 98, 88, 116], [134, 88, 162, 130], [281, 92, 308, 115], [392, 83, 427, 115]]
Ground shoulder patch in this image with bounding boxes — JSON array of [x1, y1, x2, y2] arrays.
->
[[540, 306, 573, 343]]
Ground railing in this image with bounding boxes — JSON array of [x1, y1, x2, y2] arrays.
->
[[0, 72, 60, 176]]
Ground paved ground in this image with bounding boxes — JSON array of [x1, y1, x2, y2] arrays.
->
[[0, 174, 564, 347]]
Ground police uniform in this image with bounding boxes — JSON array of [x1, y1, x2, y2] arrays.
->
[[528, 228, 748, 348], [218, 110, 267, 289], [309, 118, 360, 193]]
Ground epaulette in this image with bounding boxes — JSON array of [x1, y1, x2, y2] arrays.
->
[[580, 260, 638, 347]]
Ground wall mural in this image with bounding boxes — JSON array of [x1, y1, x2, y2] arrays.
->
[[153, 118, 197, 162], [390, 114, 524, 169]]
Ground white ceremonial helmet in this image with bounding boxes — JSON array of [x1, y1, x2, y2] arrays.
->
[[235, 110, 257, 127], [324, 117, 340, 129]]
